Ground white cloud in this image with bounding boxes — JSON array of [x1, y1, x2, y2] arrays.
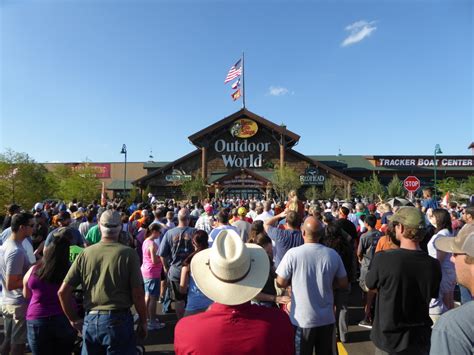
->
[[268, 86, 290, 96], [341, 20, 377, 47]]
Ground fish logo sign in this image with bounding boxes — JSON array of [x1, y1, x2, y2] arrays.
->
[[230, 119, 258, 138]]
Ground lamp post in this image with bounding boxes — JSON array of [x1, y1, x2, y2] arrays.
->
[[433, 144, 442, 205], [120, 144, 127, 198]]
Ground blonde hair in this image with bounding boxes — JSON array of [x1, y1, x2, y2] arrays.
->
[[287, 190, 299, 212]]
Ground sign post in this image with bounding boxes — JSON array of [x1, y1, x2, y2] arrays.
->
[[403, 176, 420, 200]]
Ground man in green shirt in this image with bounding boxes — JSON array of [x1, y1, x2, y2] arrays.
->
[[58, 210, 147, 354]]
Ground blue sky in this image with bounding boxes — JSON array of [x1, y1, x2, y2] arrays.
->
[[1, 0, 472, 163]]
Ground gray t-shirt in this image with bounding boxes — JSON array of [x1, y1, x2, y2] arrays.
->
[[158, 226, 195, 282], [276, 243, 347, 328], [430, 301, 474, 355], [0, 238, 30, 305]]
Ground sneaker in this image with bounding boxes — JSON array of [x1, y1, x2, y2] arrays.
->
[[358, 319, 373, 329]]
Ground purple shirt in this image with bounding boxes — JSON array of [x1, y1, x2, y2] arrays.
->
[[26, 271, 64, 320]]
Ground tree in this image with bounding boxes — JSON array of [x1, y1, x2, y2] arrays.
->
[[181, 176, 208, 201], [386, 175, 404, 198], [53, 163, 101, 203], [272, 165, 302, 201], [458, 176, 474, 198], [304, 186, 319, 202], [437, 177, 460, 196], [354, 173, 386, 202], [0, 149, 54, 212]]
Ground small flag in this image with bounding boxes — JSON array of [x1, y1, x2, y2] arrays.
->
[[231, 89, 241, 101], [231, 79, 240, 90], [224, 59, 242, 84]]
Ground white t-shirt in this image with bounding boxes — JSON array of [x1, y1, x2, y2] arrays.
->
[[276, 243, 347, 328]]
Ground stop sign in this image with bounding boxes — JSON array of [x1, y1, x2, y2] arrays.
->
[[404, 176, 420, 192]]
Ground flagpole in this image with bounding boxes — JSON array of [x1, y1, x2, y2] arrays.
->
[[242, 51, 246, 109]]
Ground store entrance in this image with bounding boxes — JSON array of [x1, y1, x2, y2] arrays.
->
[[222, 188, 264, 200]]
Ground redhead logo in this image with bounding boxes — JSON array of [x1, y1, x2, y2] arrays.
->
[[230, 119, 258, 138]]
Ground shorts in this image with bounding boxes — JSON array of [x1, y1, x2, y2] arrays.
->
[[359, 268, 369, 293], [2, 303, 27, 345], [170, 280, 187, 302], [144, 278, 161, 297]]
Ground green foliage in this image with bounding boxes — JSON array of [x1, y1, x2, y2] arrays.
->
[[458, 176, 474, 196], [272, 165, 302, 201], [181, 175, 208, 200], [354, 173, 386, 202], [141, 186, 151, 203], [0, 149, 54, 212], [437, 177, 460, 195], [53, 163, 101, 203], [304, 186, 319, 201], [386, 175, 404, 198], [128, 187, 141, 205]]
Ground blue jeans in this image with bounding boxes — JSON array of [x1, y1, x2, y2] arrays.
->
[[27, 314, 76, 355], [82, 312, 136, 355]]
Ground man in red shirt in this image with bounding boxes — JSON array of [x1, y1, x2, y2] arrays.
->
[[174, 229, 294, 355]]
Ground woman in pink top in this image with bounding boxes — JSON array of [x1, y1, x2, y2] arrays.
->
[[22, 227, 76, 355], [141, 223, 165, 331]]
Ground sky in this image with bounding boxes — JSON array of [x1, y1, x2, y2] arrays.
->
[[1, 0, 472, 163]]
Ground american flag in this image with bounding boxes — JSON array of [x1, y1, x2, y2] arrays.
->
[[224, 59, 242, 84]]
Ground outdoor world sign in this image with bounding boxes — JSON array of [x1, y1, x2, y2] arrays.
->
[[214, 118, 272, 168], [300, 167, 325, 185]]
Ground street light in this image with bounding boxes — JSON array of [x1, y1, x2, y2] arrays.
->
[[433, 144, 442, 205], [120, 144, 127, 198]]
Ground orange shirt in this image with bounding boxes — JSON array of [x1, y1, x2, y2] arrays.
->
[[375, 235, 398, 253]]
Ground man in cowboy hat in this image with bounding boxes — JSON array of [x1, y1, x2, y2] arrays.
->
[[174, 229, 294, 355], [430, 223, 474, 355]]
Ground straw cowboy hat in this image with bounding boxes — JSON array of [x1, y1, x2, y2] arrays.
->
[[191, 229, 269, 305]]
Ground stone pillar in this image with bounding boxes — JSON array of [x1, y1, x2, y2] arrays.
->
[[201, 147, 207, 183]]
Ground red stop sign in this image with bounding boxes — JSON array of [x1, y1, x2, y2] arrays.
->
[[404, 176, 420, 192]]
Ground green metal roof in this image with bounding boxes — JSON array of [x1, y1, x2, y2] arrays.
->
[[143, 162, 169, 169], [107, 180, 135, 190]]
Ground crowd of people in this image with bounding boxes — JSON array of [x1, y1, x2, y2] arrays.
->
[[0, 186, 473, 354]]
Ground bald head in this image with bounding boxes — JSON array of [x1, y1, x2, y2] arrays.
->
[[302, 216, 324, 242], [178, 208, 190, 226]]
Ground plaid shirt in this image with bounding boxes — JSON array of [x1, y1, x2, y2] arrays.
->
[[195, 214, 213, 234]]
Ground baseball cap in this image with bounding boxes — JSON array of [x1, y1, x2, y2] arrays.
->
[[100, 210, 121, 228], [204, 204, 213, 214], [238, 207, 247, 216], [367, 203, 376, 212], [34, 202, 44, 211], [435, 224, 474, 256], [389, 206, 425, 229], [342, 202, 353, 210]]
